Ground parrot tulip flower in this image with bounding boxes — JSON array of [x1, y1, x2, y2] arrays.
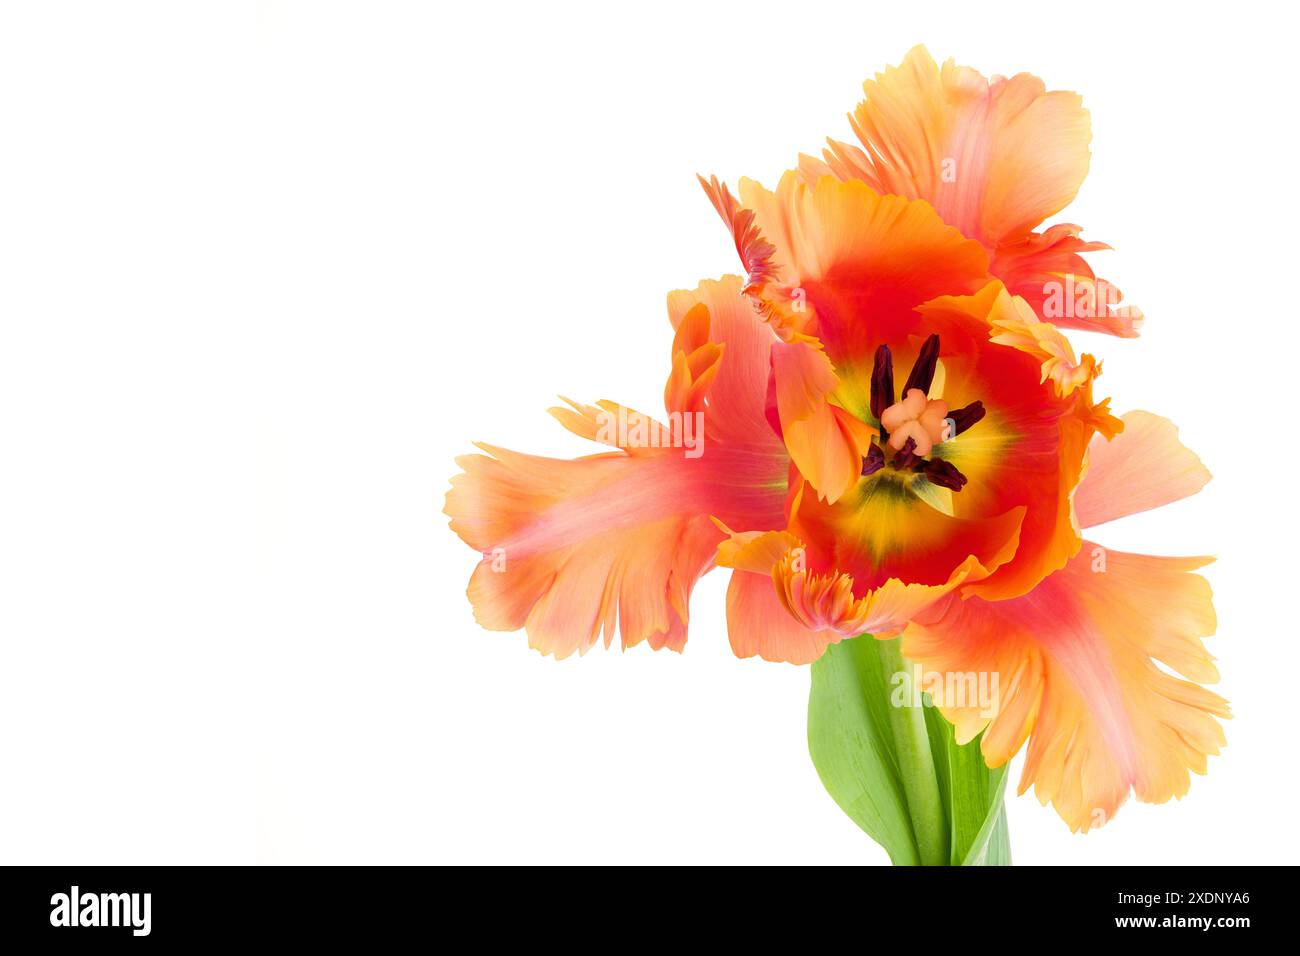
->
[[445, 46, 1225, 845]]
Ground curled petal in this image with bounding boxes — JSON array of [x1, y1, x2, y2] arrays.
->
[[992, 225, 1143, 337], [663, 302, 725, 418], [714, 526, 839, 664], [987, 293, 1101, 398], [667, 276, 781, 445], [771, 341, 876, 504], [698, 174, 780, 296], [715, 520, 1022, 664]]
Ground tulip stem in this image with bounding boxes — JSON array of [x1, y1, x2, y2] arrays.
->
[[876, 636, 948, 866]]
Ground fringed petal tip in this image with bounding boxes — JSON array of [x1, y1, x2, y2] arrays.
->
[[446, 444, 721, 659], [698, 173, 780, 297], [904, 546, 1224, 832], [911, 406, 1221, 832]]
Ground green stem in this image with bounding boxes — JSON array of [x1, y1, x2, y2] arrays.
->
[[876, 637, 948, 866]]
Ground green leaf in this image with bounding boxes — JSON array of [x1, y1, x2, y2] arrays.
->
[[807, 631, 923, 864], [808, 634, 1011, 866], [925, 705, 1011, 866], [967, 797, 1011, 867]]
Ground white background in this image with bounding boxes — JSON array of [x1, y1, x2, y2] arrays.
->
[[1, 1, 1297, 864]]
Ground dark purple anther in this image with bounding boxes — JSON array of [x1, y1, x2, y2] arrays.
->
[[861, 443, 885, 476], [947, 401, 986, 437], [892, 437, 920, 470], [924, 458, 968, 491], [870, 344, 895, 421], [902, 334, 941, 396]]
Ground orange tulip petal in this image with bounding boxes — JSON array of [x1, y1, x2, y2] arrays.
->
[[447, 279, 790, 658], [724, 566, 841, 665], [663, 302, 724, 417], [697, 175, 780, 298], [448, 447, 712, 657], [771, 341, 875, 503], [715, 524, 1019, 663], [774, 551, 1013, 640], [904, 545, 1227, 832], [738, 173, 989, 367], [798, 46, 1140, 337], [806, 44, 1091, 250], [714, 527, 838, 664], [991, 224, 1143, 338], [549, 398, 669, 455], [1075, 411, 1212, 529]]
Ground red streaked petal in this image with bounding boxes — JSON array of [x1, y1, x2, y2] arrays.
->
[[739, 173, 989, 368]]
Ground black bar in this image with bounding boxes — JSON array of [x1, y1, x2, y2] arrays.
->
[[0, 865, 1280, 944]]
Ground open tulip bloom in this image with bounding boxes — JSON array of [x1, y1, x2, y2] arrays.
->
[[445, 46, 1226, 865]]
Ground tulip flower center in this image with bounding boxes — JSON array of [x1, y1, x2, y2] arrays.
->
[[861, 335, 985, 491]]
